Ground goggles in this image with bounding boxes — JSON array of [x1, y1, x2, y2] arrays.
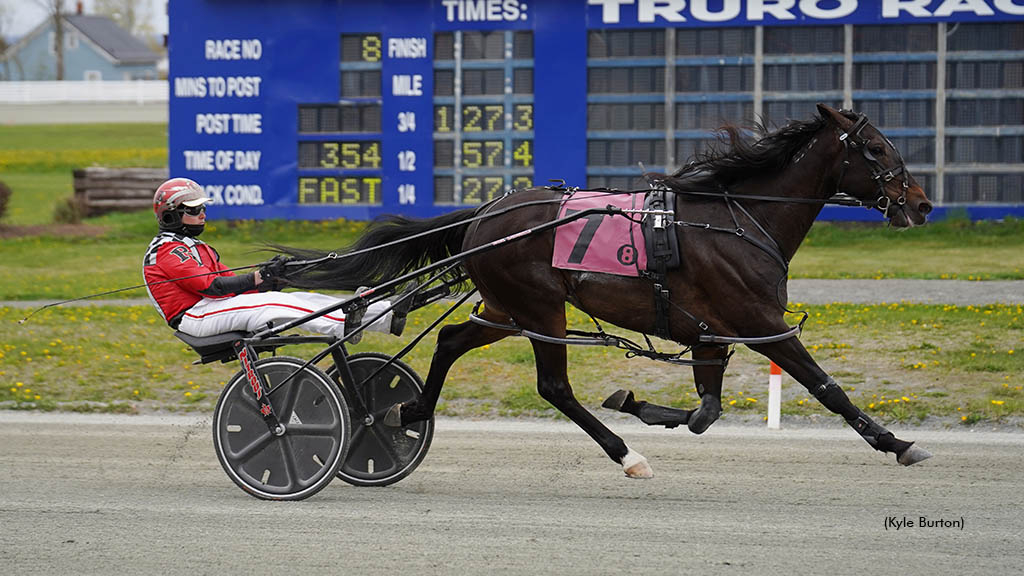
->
[[183, 204, 207, 216]]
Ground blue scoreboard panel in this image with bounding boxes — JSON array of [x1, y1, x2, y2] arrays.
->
[[169, 0, 1024, 221]]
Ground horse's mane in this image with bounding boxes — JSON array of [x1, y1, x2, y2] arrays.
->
[[658, 109, 855, 193]]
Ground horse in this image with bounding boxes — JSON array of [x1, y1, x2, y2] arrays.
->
[[277, 104, 934, 478]]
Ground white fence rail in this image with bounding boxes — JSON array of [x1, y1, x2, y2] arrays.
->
[[0, 81, 167, 104]]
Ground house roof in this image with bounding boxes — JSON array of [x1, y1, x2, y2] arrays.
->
[[66, 14, 158, 64]]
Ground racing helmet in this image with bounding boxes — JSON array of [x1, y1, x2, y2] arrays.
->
[[153, 178, 210, 230]]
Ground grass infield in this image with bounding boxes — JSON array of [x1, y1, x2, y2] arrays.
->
[[1, 302, 1021, 426]]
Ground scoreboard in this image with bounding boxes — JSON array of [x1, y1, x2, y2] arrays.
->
[[169, 0, 1024, 221]]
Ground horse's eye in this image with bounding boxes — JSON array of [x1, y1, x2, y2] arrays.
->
[[869, 144, 885, 155]]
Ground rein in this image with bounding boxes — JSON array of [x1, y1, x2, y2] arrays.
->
[[15, 255, 336, 325]]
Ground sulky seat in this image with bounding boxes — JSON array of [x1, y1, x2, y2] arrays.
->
[[174, 331, 249, 364]]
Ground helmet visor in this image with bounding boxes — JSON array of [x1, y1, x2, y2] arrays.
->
[[181, 196, 211, 207]]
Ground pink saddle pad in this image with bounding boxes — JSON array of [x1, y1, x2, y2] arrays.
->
[[552, 191, 647, 277]]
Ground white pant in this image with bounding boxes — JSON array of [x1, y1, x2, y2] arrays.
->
[[177, 291, 393, 339]]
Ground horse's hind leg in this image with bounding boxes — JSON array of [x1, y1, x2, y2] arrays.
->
[[388, 316, 511, 426], [531, 338, 653, 478], [749, 337, 932, 466]]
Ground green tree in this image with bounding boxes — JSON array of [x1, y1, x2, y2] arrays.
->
[[30, 0, 65, 80]]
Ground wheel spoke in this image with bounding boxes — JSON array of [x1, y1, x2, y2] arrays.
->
[[366, 425, 402, 470], [348, 423, 370, 449], [287, 423, 338, 437], [279, 436, 299, 490], [362, 376, 377, 413], [231, 430, 275, 463], [233, 387, 263, 417], [272, 372, 301, 422]]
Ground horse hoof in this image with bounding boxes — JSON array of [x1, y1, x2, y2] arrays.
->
[[687, 397, 721, 435], [382, 404, 403, 427], [602, 389, 632, 411], [897, 444, 933, 466], [621, 448, 653, 479]]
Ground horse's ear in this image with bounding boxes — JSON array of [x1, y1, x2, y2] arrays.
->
[[817, 103, 853, 131], [642, 171, 667, 187]]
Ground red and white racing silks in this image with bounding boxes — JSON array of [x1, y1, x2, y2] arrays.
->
[[143, 232, 394, 338], [144, 232, 236, 326]]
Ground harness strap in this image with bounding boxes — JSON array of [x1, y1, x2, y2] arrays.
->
[[651, 278, 672, 341], [642, 189, 681, 341], [467, 303, 729, 366]]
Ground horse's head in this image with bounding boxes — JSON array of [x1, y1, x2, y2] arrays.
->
[[817, 104, 932, 228]]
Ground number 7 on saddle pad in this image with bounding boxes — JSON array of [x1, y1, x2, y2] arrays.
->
[[551, 191, 649, 277]]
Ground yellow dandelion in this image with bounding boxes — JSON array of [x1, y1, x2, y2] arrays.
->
[[961, 415, 967, 421], [185, 392, 192, 397], [991, 400, 1005, 406], [134, 390, 140, 395], [902, 396, 910, 402], [15, 382, 23, 387], [34, 395, 40, 400], [746, 398, 758, 403]]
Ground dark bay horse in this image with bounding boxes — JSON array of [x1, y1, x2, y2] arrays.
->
[[280, 104, 934, 477]]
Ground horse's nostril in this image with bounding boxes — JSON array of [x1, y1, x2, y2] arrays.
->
[[918, 202, 933, 216]]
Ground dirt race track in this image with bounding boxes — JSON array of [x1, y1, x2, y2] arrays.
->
[[1, 413, 1021, 575]]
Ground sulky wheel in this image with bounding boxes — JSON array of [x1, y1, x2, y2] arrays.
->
[[212, 356, 349, 500], [329, 352, 433, 487]]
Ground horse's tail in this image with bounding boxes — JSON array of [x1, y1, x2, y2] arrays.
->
[[273, 208, 477, 291]]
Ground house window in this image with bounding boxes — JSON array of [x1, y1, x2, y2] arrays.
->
[[84, 70, 102, 81], [50, 30, 79, 53]]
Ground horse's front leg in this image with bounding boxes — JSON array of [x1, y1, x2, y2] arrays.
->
[[601, 344, 729, 433], [687, 344, 730, 434], [748, 337, 932, 466], [531, 339, 653, 478]]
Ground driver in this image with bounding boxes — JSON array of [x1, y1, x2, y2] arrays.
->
[[143, 177, 408, 342]]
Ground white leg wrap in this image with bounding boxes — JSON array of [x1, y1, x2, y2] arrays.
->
[[621, 448, 653, 479]]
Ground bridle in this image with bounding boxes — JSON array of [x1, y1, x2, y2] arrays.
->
[[834, 112, 910, 218]]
